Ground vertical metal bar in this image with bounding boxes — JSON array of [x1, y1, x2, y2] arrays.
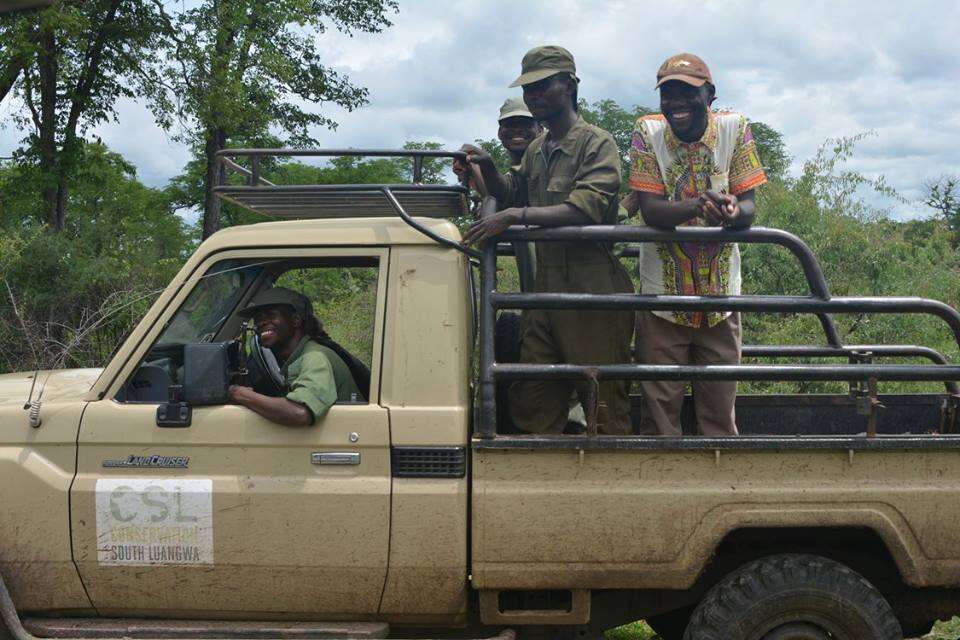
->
[[250, 155, 260, 186], [478, 196, 498, 439], [584, 368, 600, 437], [866, 377, 881, 438]]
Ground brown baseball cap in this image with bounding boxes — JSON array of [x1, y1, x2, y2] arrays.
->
[[655, 53, 713, 89], [509, 45, 578, 88]]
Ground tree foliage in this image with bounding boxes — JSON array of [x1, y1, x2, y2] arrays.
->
[[0, 0, 167, 230], [579, 98, 655, 190], [0, 141, 190, 372], [749, 121, 790, 181], [924, 175, 960, 244], [145, 0, 398, 238]]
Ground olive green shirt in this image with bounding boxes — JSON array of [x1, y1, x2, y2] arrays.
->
[[503, 116, 626, 293], [283, 338, 361, 424]]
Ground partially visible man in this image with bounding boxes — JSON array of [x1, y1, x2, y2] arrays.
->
[[454, 97, 542, 291], [626, 53, 767, 436], [461, 45, 635, 435], [228, 287, 361, 426]]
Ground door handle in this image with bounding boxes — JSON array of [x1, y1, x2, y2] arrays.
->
[[312, 452, 360, 465]]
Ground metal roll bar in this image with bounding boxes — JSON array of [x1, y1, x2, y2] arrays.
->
[[491, 363, 960, 383], [216, 148, 468, 185], [489, 293, 960, 348], [741, 345, 960, 394], [478, 225, 960, 439], [213, 149, 479, 259], [500, 225, 842, 347]]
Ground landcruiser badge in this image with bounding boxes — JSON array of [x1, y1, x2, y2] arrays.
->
[[103, 455, 189, 469]]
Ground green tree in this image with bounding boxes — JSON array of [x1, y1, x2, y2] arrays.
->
[[147, 0, 397, 239], [742, 135, 960, 393], [0, 0, 167, 230], [0, 141, 190, 373], [579, 98, 655, 190], [750, 121, 790, 181], [923, 175, 960, 244], [472, 138, 512, 174]]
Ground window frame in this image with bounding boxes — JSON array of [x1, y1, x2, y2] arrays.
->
[[105, 247, 390, 406]]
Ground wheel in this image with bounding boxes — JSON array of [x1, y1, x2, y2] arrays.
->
[[646, 605, 693, 640], [682, 554, 903, 640]]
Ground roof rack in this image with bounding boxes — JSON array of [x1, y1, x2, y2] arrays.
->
[[214, 148, 470, 220]]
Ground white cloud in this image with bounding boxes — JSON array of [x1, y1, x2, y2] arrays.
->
[[1, 0, 957, 219]]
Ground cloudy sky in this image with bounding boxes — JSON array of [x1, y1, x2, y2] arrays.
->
[[2, 0, 958, 218]]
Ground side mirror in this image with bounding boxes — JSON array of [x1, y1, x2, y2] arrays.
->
[[157, 384, 191, 428], [156, 341, 243, 428], [183, 342, 239, 405]]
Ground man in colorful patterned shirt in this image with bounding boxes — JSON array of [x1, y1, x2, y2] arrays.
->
[[626, 53, 767, 436]]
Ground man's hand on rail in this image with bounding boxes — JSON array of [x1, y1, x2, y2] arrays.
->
[[461, 143, 510, 202], [462, 209, 518, 245], [462, 203, 592, 245], [706, 189, 756, 229]]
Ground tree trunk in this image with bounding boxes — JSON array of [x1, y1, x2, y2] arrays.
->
[[37, 23, 61, 231], [201, 127, 227, 239]]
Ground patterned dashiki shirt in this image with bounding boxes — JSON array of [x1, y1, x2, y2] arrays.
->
[[629, 111, 768, 328]]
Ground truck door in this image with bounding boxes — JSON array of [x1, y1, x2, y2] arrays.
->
[[70, 249, 391, 616]]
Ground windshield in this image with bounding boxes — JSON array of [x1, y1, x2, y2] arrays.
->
[[157, 261, 263, 345]]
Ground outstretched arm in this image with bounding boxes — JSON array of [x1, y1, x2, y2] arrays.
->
[[228, 385, 312, 426], [461, 203, 590, 245]]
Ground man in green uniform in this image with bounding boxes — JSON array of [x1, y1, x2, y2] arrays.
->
[[461, 45, 635, 435], [228, 287, 361, 426]]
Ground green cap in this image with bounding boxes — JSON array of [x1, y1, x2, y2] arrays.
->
[[237, 287, 312, 319], [509, 45, 578, 88], [498, 97, 534, 122]]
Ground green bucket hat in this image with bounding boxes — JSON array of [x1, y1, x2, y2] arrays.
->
[[237, 287, 312, 319], [498, 97, 534, 122], [509, 45, 578, 88]]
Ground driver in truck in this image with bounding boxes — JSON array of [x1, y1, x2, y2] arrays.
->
[[227, 287, 361, 426]]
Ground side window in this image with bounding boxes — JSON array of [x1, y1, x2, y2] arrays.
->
[[118, 256, 380, 406], [159, 261, 263, 345], [273, 263, 379, 371]]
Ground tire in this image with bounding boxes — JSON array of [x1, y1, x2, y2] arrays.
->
[[682, 554, 903, 640]]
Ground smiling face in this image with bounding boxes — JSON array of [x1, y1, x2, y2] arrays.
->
[[498, 116, 541, 158], [254, 305, 302, 355], [522, 74, 574, 121], [659, 80, 715, 142]]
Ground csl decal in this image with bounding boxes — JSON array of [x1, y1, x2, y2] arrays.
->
[[96, 478, 213, 566], [103, 455, 189, 469]]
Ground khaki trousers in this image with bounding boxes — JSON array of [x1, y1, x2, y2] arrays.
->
[[509, 306, 635, 435], [637, 311, 741, 436]]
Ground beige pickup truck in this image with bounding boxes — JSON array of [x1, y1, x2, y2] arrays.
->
[[3, 149, 960, 640]]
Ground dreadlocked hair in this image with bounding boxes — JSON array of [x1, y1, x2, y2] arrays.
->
[[303, 313, 330, 343]]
